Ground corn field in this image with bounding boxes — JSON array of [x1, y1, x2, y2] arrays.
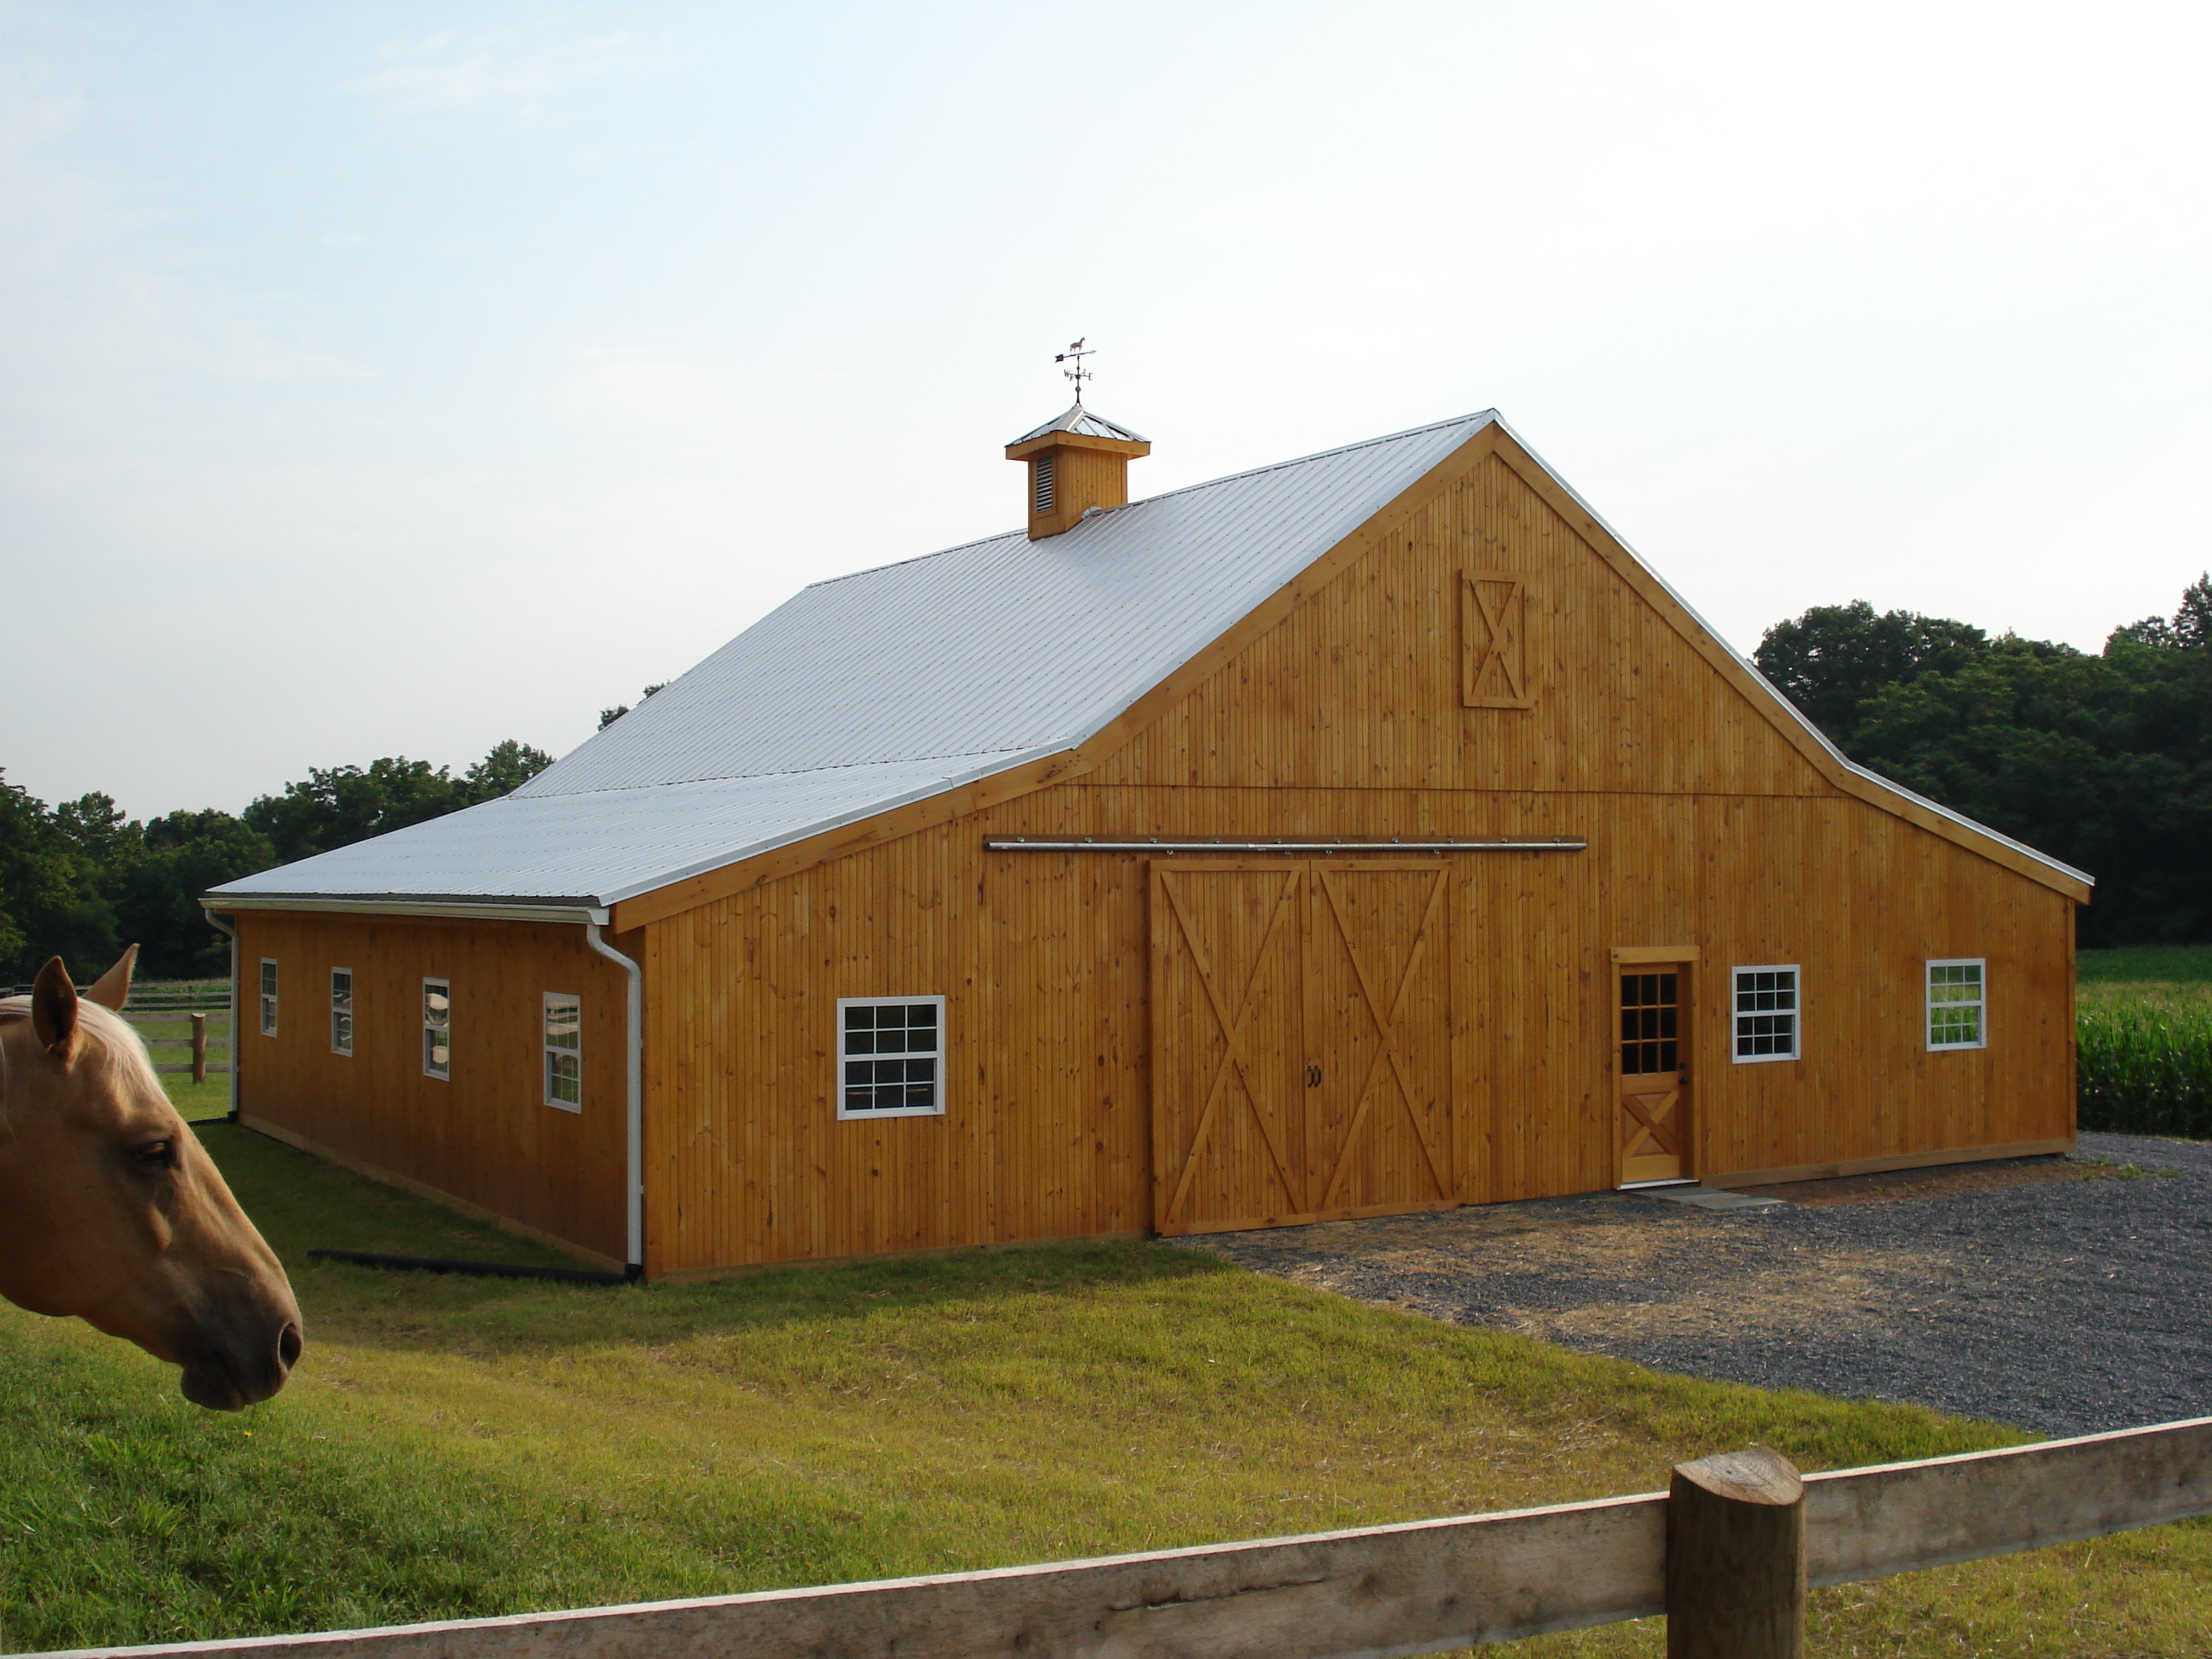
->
[[2078, 991, 2212, 1138]]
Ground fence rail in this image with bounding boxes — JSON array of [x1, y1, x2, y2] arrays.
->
[[119, 1005, 233, 1082], [30, 1415, 2212, 1659], [1, 981, 236, 1085]]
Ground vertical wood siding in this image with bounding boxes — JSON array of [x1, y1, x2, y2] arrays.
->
[[637, 450, 2075, 1274], [233, 913, 631, 1261]]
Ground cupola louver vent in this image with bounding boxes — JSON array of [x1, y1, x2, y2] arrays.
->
[[1033, 455, 1055, 515]]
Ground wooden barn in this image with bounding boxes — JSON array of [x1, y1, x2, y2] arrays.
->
[[205, 406, 2093, 1278]]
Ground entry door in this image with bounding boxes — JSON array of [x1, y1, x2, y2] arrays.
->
[[1617, 966, 1690, 1184], [1151, 861, 1453, 1235]]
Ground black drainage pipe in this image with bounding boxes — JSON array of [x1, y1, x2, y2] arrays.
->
[[308, 1249, 637, 1285]]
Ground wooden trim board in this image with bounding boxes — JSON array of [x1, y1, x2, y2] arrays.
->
[[1701, 1137, 2075, 1191], [1611, 945, 1700, 963], [648, 1231, 1152, 1286]]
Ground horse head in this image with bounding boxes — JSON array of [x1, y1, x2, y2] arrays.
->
[[0, 950, 301, 1409]]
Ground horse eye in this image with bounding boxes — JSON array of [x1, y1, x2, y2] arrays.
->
[[131, 1139, 177, 1172]]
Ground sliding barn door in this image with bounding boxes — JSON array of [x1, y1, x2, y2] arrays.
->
[[1304, 864, 1455, 1219], [1151, 860, 1455, 1236], [1151, 864, 1308, 1234]]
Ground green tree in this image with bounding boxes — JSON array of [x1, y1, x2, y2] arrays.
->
[[243, 740, 556, 864], [1756, 578, 2212, 946], [1753, 601, 1991, 743], [463, 740, 555, 801], [0, 773, 117, 983], [243, 757, 469, 864], [598, 683, 667, 730], [109, 811, 279, 978]]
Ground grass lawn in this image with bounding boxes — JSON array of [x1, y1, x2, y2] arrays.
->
[[142, 1007, 232, 1122], [3, 1126, 2200, 1651]]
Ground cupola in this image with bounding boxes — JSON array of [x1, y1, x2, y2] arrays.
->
[[1004, 405, 1150, 540]]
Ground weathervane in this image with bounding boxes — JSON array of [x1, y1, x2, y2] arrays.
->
[[1055, 338, 1092, 405]]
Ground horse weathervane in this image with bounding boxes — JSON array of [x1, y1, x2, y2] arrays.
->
[[1055, 338, 1092, 405]]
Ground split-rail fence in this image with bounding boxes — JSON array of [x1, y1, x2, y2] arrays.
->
[[30, 1414, 2212, 1659]]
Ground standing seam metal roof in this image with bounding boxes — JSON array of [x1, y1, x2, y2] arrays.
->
[[209, 408, 2090, 906], [212, 411, 1499, 905]]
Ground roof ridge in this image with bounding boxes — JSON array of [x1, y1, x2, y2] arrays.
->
[[807, 410, 1496, 591]]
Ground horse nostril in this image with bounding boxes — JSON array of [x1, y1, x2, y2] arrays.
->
[[277, 1324, 302, 1371]]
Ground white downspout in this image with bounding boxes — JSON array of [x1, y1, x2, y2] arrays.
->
[[205, 911, 240, 1121], [585, 913, 644, 1280]]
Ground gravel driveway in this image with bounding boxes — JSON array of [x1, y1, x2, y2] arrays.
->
[[1172, 1131, 2212, 1436]]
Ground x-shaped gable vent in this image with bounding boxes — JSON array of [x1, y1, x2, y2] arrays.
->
[[1461, 571, 1534, 709]]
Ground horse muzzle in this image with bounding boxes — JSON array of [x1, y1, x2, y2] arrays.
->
[[180, 1314, 304, 1411]]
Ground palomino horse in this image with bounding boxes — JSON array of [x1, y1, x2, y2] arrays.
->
[[0, 949, 300, 1409]]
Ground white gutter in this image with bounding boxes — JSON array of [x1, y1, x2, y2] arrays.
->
[[201, 896, 602, 926], [204, 911, 241, 1121], [201, 893, 645, 1279], [584, 912, 645, 1280]]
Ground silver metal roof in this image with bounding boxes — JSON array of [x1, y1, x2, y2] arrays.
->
[[207, 405, 2090, 910], [1010, 405, 1150, 445], [212, 411, 1495, 907]]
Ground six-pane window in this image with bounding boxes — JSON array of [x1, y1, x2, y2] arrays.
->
[[422, 979, 451, 1079], [1732, 965, 1800, 1062], [1927, 959, 1986, 1049], [259, 958, 278, 1037], [544, 992, 582, 1110], [837, 996, 945, 1118], [1619, 972, 1680, 1074], [330, 967, 352, 1056]]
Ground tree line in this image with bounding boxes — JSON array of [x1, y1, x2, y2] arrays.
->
[[4, 591, 2207, 985], [0, 742, 550, 982], [1753, 574, 2211, 946]]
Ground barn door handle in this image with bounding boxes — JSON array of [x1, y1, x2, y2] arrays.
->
[[1306, 1064, 1323, 1088]]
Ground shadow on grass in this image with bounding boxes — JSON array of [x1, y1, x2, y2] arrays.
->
[[199, 1122, 1237, 1356]]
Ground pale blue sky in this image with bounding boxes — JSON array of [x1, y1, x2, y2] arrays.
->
[[5, 1, 2208, 816]]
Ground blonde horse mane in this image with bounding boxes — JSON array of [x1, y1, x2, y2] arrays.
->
[[0, 995, 164, 1101]]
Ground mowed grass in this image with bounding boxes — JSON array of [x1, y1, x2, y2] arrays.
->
[[3, 1133, 2210, 1655], [143, 1007, 232, 1123]]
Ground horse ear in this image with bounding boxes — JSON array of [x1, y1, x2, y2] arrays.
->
[[84, 945, 138, 1012], [31, 958, 80, 1062]]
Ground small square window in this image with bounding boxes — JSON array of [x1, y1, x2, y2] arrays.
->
[[1732, 965, 1800, 1062], [835, 996, 945, 1119], [1927, 959, 1986, 1050], [422, 978, 451, 1080], [544, 992, 581, 1111], [259, 958, 278, 1038], [331, 968, 353, 1056]]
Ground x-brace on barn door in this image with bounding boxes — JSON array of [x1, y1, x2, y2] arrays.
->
[[1151, 861, 1456, 1236]]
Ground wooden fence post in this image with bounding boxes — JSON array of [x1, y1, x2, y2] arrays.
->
[[1667, 1445, 1805, 1658], [190, 1011, 208, 1084]]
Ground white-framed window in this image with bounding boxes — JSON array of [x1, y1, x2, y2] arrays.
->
[[544, 992, 581, 1111], [1732, 965, 1800, 1062], [836, 995, 946, 1119], [331, 967, 353, 1056], [1927, 958, 1987, 1050], [422, 978, 451, 1079], [259, 958, 278, 1037]]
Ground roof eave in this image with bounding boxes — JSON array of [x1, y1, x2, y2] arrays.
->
[[201, 894, 611, 926]]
